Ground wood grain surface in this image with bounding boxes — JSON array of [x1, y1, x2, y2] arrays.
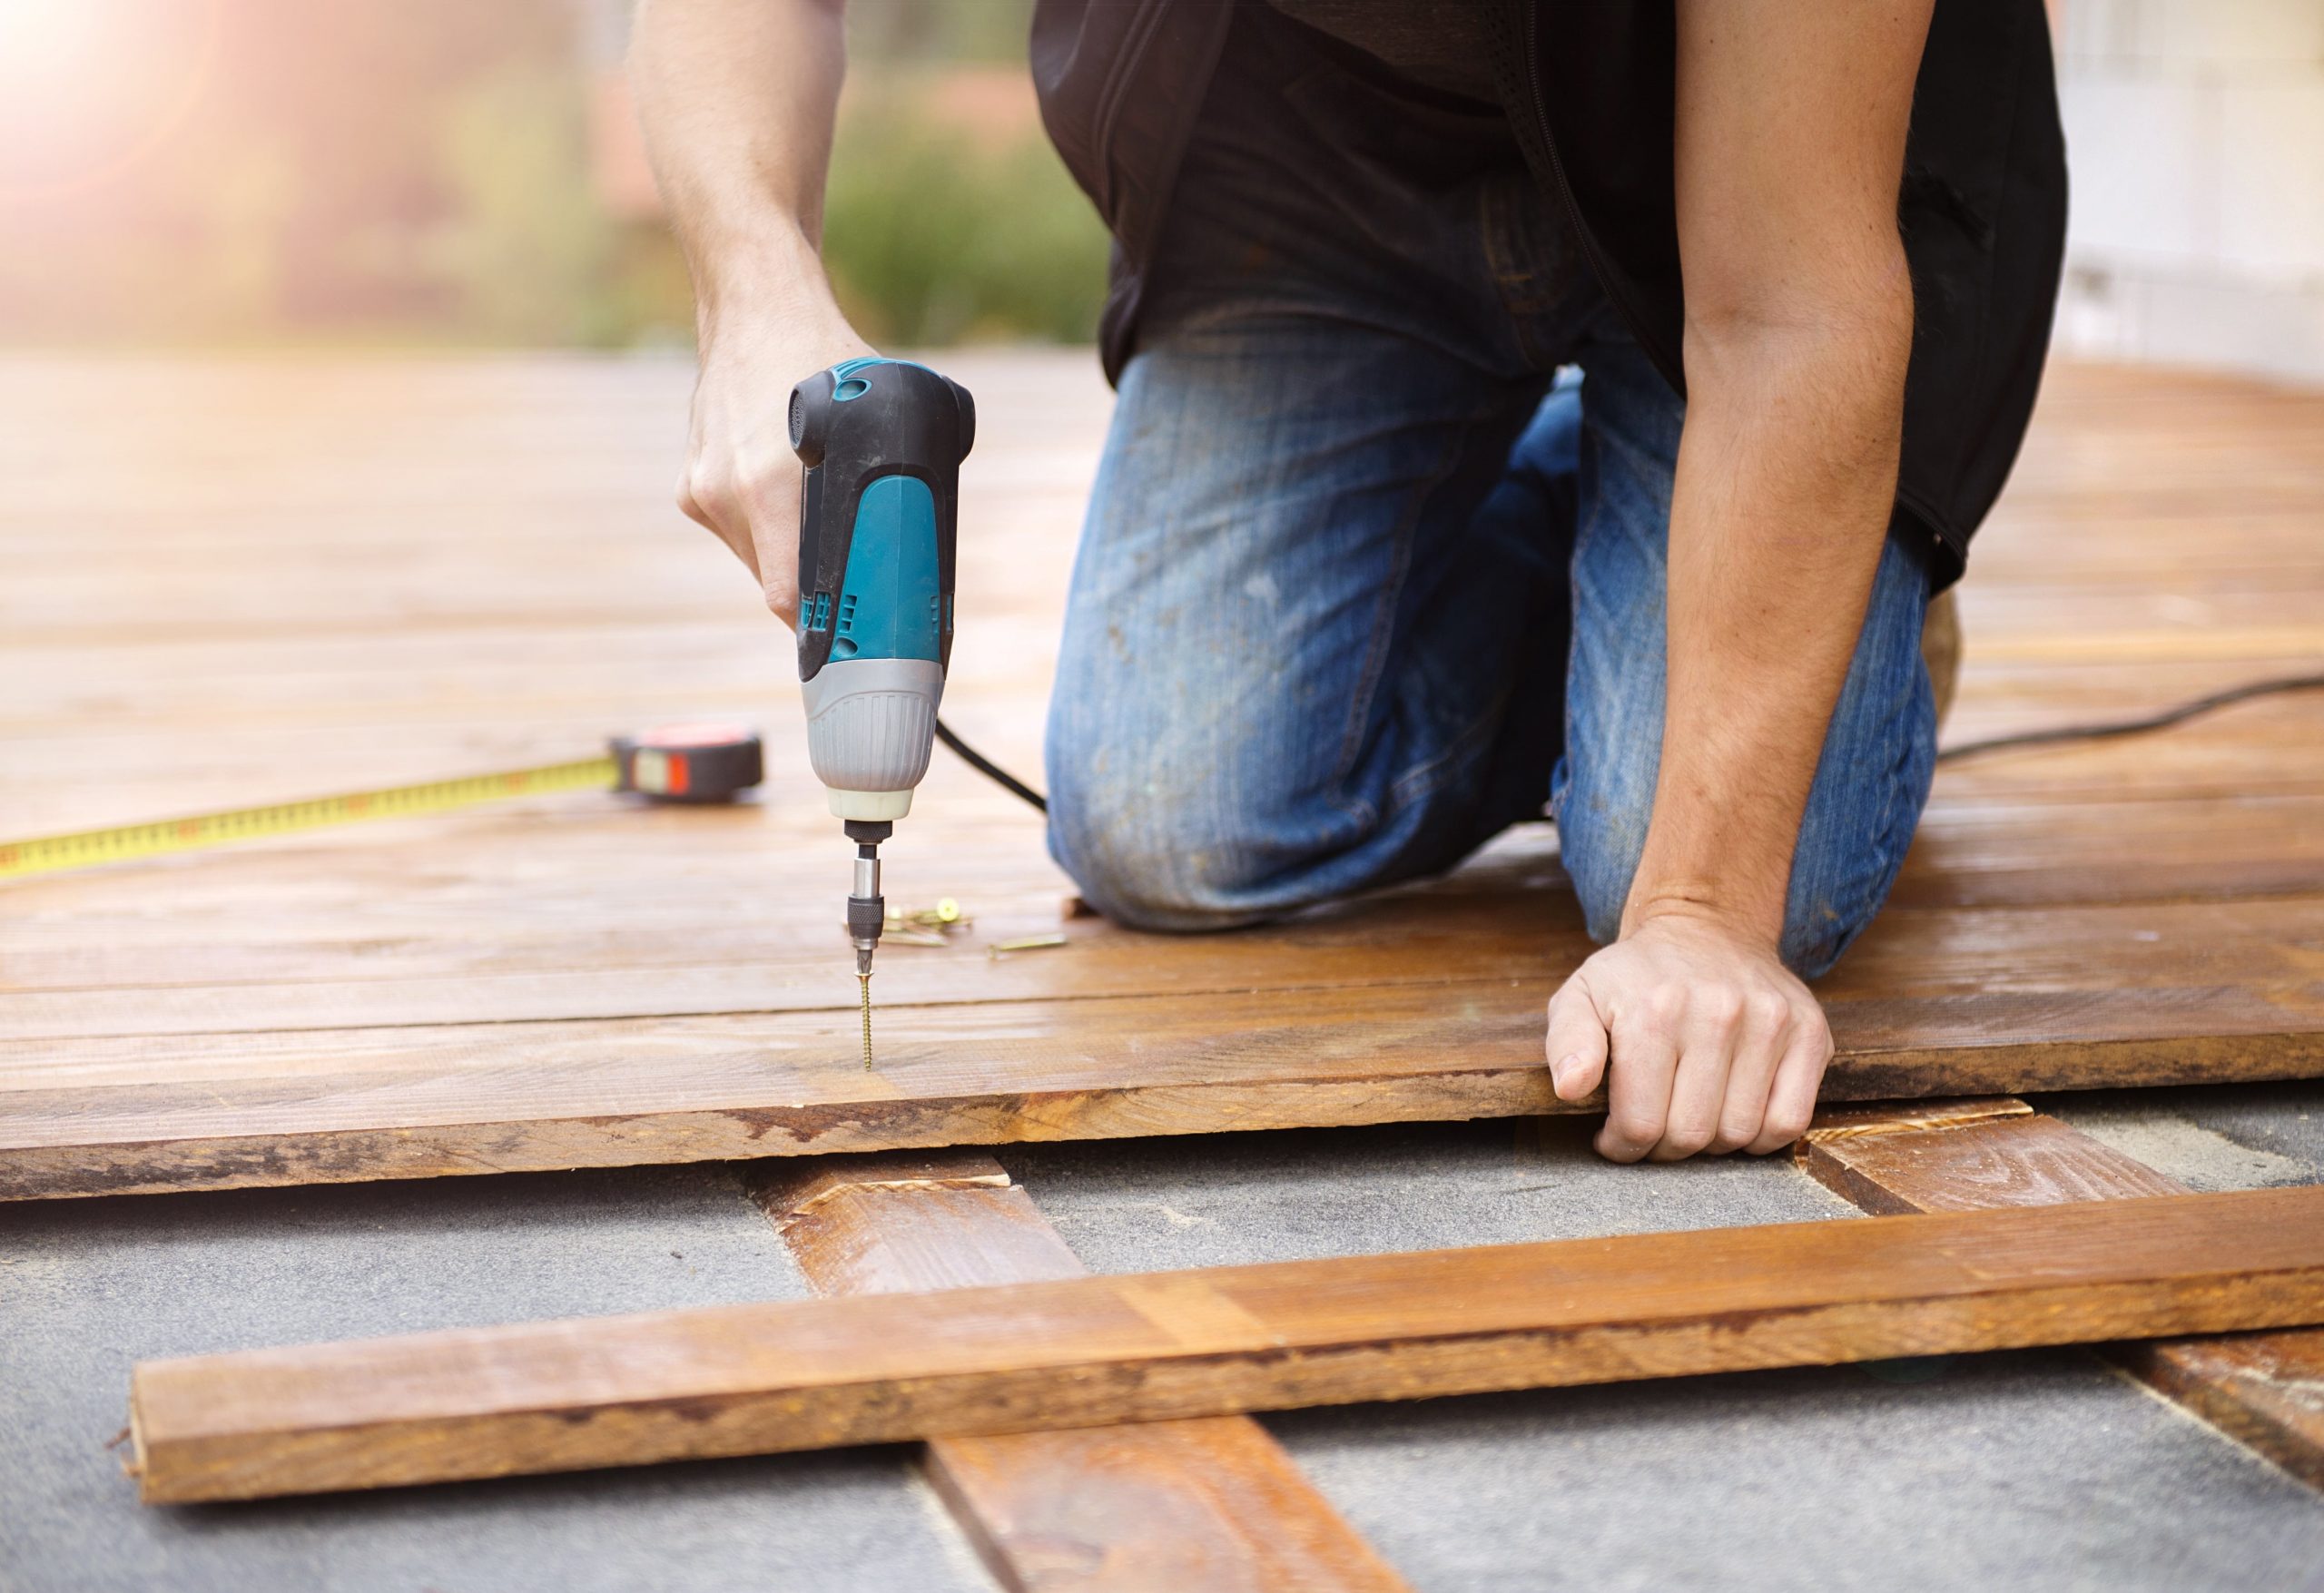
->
[[6, 356, 2324, 1200], [749, 1152, 1411, 1593], [127, 1185, 2324, 1504], [1797, 1101, 2324, 1491], [9, 957, 2323, 1199]]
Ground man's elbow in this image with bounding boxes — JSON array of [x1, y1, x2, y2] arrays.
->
[[1680, 238, 1915, 402]]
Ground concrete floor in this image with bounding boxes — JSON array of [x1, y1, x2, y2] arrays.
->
[[5, 1087, 2322, 1592], [0, 1166, 989, 1593]]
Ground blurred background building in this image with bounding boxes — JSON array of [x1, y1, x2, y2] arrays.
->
[[2, 0, 2320, 384], [2057, 2, 2324, 382]]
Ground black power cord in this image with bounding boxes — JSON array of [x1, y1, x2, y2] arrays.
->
[[934, 717, 1047, 812], [935, 669, 2324, 813], [1934, 668, 2324, 763]]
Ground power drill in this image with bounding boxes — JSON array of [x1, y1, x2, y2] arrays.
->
[[787, 358, 975, 1061]]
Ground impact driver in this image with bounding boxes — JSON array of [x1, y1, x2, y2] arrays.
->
[[786, 357, 975, 1063]]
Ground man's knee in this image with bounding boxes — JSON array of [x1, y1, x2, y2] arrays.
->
[[1045, 748, 1274, 933], [1554, 782, 1651, 951], [1775, 893, 1885, 981]]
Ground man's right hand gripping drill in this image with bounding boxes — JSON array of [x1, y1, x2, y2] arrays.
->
[[631, 0, 872, 629]]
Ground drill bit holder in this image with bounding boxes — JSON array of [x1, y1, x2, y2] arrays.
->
[[844, 819, 890, 976]]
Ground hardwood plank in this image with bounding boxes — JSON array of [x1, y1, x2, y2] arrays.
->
[[1797, 1102, 2324, 1490], [753, 1151, 1029, 1293], [126, 1185, 2324, 1504], [748, 1152, 1410, 1592], [18, 854, 2324, 1040], [7, 963, 2322, 1200], [2113, 1332, 2324, 1494], [1893, 792, 2324, 910], [1930, 711, 2324, 805], [1796, 1105, 2188, 1215]]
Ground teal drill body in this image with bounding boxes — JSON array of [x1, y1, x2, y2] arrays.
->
[[788, 358, 976, 988]]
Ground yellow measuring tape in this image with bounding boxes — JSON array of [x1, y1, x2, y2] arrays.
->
[[0, 758, 620, 880], [0, 726, 766, 880]]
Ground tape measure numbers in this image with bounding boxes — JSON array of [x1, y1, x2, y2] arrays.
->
[[0, 725, 763, 880]]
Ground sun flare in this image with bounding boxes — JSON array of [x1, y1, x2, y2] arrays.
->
[[0, 0, 218, 201]]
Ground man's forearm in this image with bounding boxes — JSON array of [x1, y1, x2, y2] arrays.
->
[[1547, 0, 1929, 1161], [630, 0, 848, 325], [631, 0, 871, 623], [1627, 294, 1913, 949]]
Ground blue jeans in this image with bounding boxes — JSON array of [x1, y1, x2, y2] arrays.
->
[[1043, 12, 1937, 978]]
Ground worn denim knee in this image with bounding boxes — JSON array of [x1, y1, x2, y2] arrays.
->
[[1554, 530, 1940, 979], [1041, 263, 1575, 935], [1045, 731, 1278, 932]]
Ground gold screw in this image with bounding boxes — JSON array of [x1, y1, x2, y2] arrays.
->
[[858, 973, 873, 1070]]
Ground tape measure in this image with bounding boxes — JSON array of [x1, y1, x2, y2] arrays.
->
[[0, 724, 763, 880]]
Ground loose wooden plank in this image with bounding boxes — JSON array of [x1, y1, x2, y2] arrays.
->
[[125, 1185, 2324, 1504], [8, 965, 2324, 1200], [749, 1152, 1410, 1592], [2113, 1332, 2324, 1494], [1794, 1101, 2188, 1214], [1797, 1101, 2324, 1490]]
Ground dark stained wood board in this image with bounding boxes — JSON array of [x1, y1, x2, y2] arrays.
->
[[749, 1152, 1412, 1592], [1797, 1100, 2324, 1491], [126, 1185, 2324, 1504]]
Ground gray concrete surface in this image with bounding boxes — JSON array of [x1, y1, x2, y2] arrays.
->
[[1273, 1352, 2324, 1593], [0, 1165, 992, 1593], [997, 1115, 1863, 1271], [1006, 1102, 2324, 1593], [4, 1091, 2322, 1592], [2049, 1079, 2324, 1190]]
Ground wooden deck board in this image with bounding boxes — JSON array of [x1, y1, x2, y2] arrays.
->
[[748, 1152, 1413, 1592], [1798, 1101, 2324, 1491], [4, 355, 2322, 1197], [125, 1185, 2324, 1503]]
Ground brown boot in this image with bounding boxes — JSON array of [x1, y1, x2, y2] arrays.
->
[[1922, 587, 1960, 732]]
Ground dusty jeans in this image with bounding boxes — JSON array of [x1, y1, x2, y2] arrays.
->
[[1043, 10, 1937, 978]]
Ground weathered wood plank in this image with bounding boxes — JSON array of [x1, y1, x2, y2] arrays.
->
[[127, 1185, 2324, 1504], [8, 966, 2323, 1200], [9, 809, 2324, 1037], [2114, 1332, 2324, 1494], [749, 1152, 1410, 1592], [1892, 792, 2324, 910], [1797, 1102, 2324, 1490], [1796, 1104, 2188, 1214]]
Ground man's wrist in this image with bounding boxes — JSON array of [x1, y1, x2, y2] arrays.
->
[[692, 220, 837, 333], [1619, 877, 1785, 954]]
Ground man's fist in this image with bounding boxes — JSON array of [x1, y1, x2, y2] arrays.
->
[[1544, 913, 1831, 1161], [677, 306, 872, 627]]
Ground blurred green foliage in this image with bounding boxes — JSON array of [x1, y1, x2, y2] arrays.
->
[[847, 0, 1040, 64], [823, 82, 1110, 346], [0, 0, 1108, 349], [431, 66, 619, 344]]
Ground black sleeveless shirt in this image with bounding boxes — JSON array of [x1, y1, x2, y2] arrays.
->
[[1029, 0, 2069, 586]]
